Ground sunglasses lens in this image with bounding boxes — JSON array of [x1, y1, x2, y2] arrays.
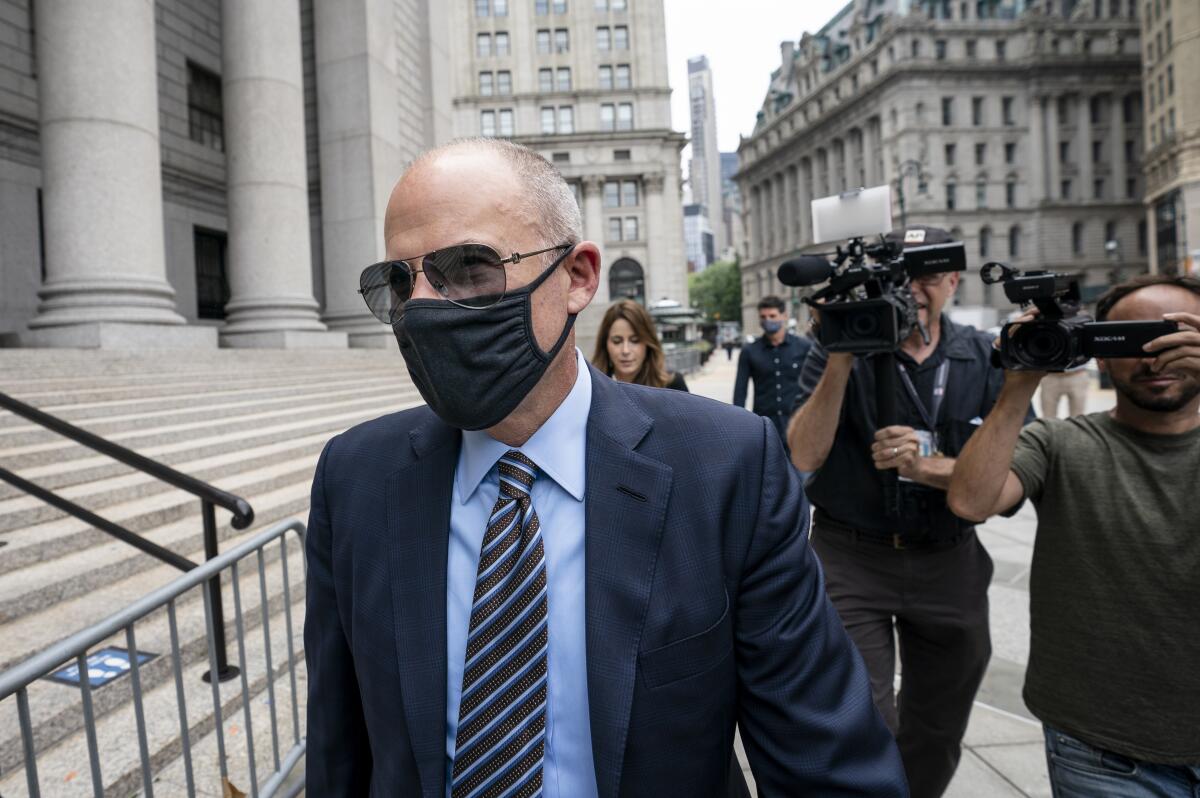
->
[[426, 244, 506, 308], [358, 261, 413, 323]]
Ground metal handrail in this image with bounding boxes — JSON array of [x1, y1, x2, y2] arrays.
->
[[0, 388, 256, 681], [0, 390, 254, 528], [0, 520, 307, 798]]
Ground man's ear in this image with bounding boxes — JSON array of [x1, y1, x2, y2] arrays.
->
[[564, 242, 601, 315]]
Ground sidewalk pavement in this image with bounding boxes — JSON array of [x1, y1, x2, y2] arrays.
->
[[686, 349, 1115, 797]]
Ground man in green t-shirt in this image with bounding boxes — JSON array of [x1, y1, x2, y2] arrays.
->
[[948, 274, 1200, 797]]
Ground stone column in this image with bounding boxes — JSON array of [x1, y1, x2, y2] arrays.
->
[[583, 175, 608, 304], [1028, 95, 1047, 202], [1076, 94, 1094, 203], [761, 180, 774, 255], [799, 159, 813, 247], [315, 0, 402, 348], [1110, 93, 1126, 200], [644, 172, 680, 301], [1047, 96, 1062, 201], [1146, 205, 1159, 274], [785, 165, 798, 252], [25, 0, 215, 348], [774, 173, 787, 255], [753, 181, 766, 260], [220, 0, 346, 348]]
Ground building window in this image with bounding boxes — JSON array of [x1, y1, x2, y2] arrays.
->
[[1105, 220, 1117, 243], [945, 143, 957, 166], [1090, 95, 1103, 124], [975, 142, 986, 166], [496, 32, 510, 55], [536, 0, 549, 14], [603, 181, 620, 206], [477, 33, 492, 57], [1059, 141, 1070, 163], [1126, 177, 1137, 197], [1123, 94, 1137, 124], [554, 29, 569, 52], [558, 106, 574, 133], [539, 68, 554, 93], [1006, 180, 1016, 208], [479, 72, 494, 96], [475, 0, 489, 18], [972, 97, 984, 126], [942, 97, 954, 126], [946, 182, 956, 210], [553, 0, 567, 11], [494, 0, 508, 15], [614, 26, 629, 50], [1094, 178, 1105, 199], [1072, 222, 1084, 254], [1125, 139, 1135, 162], [612, 0, 626, 8], [615, 64, 631, 89], [596, 26, 611, 50], [608, 217, 622, 240], [498, 109, 514, 136], [617, 102, 633, 130], [1009, 225, 1020, 257], [623, 217, 639, 241], [1061, 179, 1072, 199], [1005, 142, 1016, 163], [541, 106, 556, 134], [1137, 219, 1147, 254], [911, 38, 921, 58], [601, 103, 615, 131], [187, 63, 224, 152], [194, 228, 229, 320], [995, 39, 1007, 60], [1057, 96, 1070, 125], [935, 39, 947, 59], [976, 178, 987, 208], [621, 179, 639, 206], [613, 149, 631, 161], [1167, 65, 1174, 95], [598, 65, 613, 90], [1092, 139, 1103, 163], [979, 226, 991, 257], [552, 152, 570, 164], [537, 29, 551, 54], [557, 67, 571, 91], [966, 39, 977, 58], [1001, 96, 1014, 126], [481, 110, 496, 137], [595, 0, 608, 8], [497, 71, 511, 95]]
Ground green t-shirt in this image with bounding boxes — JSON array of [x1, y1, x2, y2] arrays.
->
[[1011, 412, 1200, 764]]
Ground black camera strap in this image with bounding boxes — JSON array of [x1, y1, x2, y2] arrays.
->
[[896, 360, 950, 434]]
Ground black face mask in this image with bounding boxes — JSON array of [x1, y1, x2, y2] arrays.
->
[[392, 251, 576, 430]]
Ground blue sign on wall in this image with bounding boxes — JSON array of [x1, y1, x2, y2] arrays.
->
[[45, 646, 157, 688]]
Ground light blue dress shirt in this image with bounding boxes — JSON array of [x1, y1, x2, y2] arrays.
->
[[445, 348, 598, 798]]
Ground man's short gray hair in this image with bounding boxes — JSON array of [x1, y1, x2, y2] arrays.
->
[[409, 137, 583, 247]]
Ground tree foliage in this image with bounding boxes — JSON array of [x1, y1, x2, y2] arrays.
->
[[688, 259, 742, 323]]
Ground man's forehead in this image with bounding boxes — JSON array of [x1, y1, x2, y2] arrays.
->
[[1109, 284, 1200, 319]]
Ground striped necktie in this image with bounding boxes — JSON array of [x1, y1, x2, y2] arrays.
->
[[451, 450, 549, 798]]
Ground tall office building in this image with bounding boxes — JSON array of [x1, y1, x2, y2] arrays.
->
[[1141, 0, 1199, 275], [0, 0, 449, 348], [735, 0, 1145, 333], [720, 151, 744, 261], [688, 55, 724, 255], [447, 0, 687, 353]]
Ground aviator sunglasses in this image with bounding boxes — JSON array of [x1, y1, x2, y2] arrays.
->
[[358, 242, 574, 324]]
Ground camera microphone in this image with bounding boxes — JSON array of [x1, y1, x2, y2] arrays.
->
[[778, 256, 834, 287]]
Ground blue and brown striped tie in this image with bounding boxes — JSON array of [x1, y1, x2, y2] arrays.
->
[[451, 450, 548, 798]]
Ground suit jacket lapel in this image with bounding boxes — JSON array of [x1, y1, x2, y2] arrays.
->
[[584, 368, 673, 798], [388, 412, 460, 798]]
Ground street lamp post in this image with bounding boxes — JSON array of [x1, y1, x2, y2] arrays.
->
[[894, 159, 926, 230]]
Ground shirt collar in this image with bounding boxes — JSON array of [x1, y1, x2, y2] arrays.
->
[[456, 348, 591, 504]]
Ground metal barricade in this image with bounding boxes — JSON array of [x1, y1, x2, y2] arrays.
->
[[0, 520, 307, 798], [665, 345, 703, 376]]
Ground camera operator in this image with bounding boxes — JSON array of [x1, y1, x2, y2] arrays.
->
[[787, 225, 1030, 798], [948, 274, 1200, 797]]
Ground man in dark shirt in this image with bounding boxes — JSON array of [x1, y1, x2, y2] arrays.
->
[[949, 275, 1200, 797], [733, 295, 812, 444], [787, 227, 1027, 798]]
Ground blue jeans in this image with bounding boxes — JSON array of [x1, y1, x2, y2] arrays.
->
[[1045, 726, 1200, 797]]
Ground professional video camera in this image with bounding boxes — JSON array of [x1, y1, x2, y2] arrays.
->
[[777, 186, 966, 355], [982, 261, 1179, 371]]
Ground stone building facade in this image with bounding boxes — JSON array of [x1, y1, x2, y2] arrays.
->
[[446, 0, 686, 354], [734, 0, 1146, 333], [1141, 0, 1199, 275], [0, 0, 450, 348]]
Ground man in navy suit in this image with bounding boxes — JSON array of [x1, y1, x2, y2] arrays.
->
[[304, 138, 907, 797]]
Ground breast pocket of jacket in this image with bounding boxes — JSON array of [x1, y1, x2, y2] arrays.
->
[[638, 589, 733, 690]]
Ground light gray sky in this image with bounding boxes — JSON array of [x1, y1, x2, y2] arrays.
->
[[663, 0, 850, 161]]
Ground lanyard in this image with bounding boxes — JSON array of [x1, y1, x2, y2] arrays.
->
[[896, 359, 950, 432]]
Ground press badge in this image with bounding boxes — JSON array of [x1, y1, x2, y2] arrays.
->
[[914, 429, 939, 458]]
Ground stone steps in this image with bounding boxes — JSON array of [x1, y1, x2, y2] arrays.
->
[[0, 349, 411, 794]]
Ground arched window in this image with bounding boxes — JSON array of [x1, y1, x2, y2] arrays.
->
[[609, 258, 645, 305], [1009, 225, 1021, 257], [979, 226, 992, 257]]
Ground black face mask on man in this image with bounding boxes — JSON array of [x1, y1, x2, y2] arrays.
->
[[392, 248, 576, 430]]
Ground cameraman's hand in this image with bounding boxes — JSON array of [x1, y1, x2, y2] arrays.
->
[[872, 425, 923, 480], [1145, 312, 1200, 377]]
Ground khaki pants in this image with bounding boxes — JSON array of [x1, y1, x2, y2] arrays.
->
[[1040, 370, 1091, 418]]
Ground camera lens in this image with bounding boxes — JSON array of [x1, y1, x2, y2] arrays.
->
[[849, 311, 881, 338], [1012, 321, 1069, 367]]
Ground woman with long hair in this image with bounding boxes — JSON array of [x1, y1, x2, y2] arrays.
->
[[592, 299, 688, 391]]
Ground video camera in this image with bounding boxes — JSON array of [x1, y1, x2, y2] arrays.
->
[[981, 261, 1179, 371], [777, 186, 966, 355]]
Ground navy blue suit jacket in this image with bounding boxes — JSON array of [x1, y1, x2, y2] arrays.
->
[[305, 365, 907, 797]]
